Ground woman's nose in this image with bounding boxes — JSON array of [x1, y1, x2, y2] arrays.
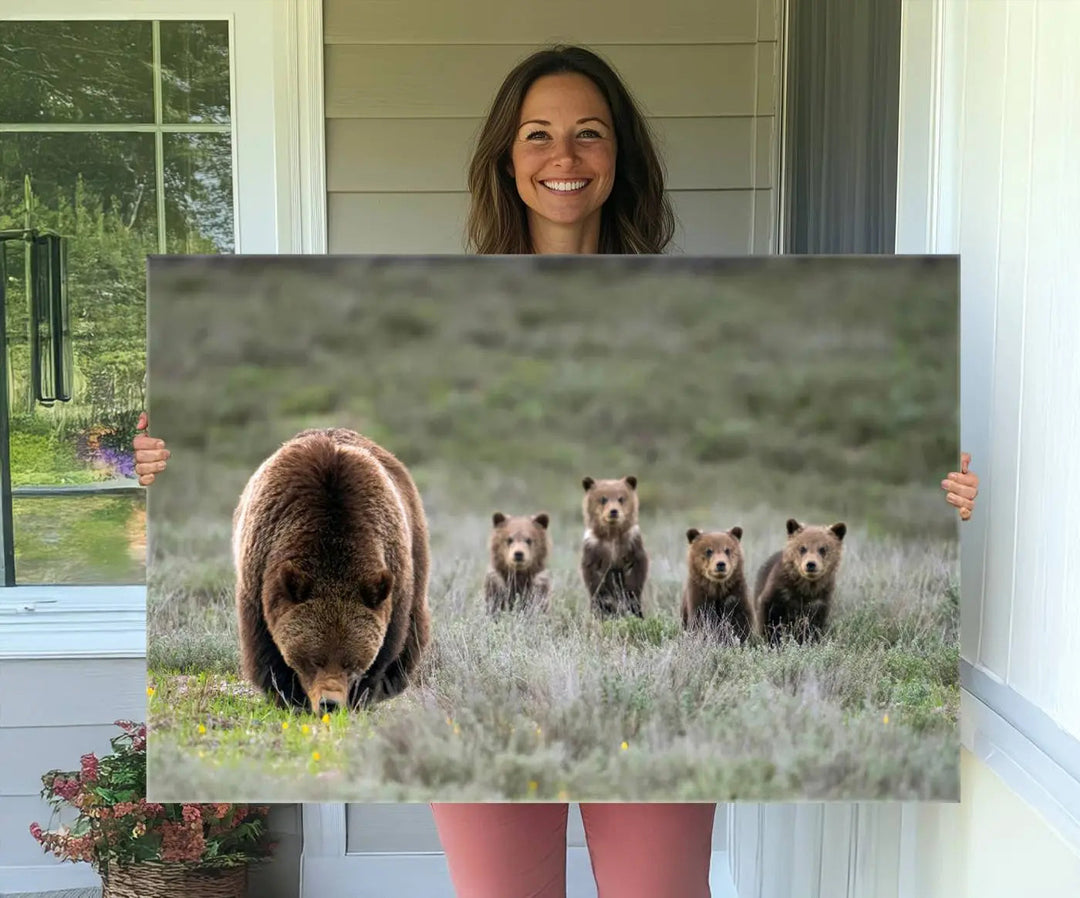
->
[[548, 135, 578, 163]]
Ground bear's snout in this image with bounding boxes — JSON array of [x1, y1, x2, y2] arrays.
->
[[714, 559, 727, 573], [306, 673, 349, 714], [513, 549, 525, 562], [607, 507, 620, 519]]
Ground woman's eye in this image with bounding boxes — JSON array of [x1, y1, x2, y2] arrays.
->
[[525, 130, 549, 140], [579, 129, 601, 138]]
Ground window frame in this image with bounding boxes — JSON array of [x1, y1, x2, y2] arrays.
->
[[0, 0, 326, 660]]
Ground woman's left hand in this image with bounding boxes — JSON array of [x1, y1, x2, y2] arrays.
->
[[942, 452, 979, 521]]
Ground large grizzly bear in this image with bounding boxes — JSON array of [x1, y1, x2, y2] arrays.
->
[[484, 511, 552, 613], [681, 526, 754, 641], [232, 427, 430, 713], [580, 475, 648, 618], [754, 518, 846, 644]]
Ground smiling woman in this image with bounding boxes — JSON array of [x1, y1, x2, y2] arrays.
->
[[508, 73, 618, 253], [464, 45, 674, 256]]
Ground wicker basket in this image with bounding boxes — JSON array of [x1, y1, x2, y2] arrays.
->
[[101, 861, 247, 898]]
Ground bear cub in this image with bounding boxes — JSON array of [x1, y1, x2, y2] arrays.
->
[[681, 526, 754, 642], [754, 518, 846, 644], [484, 511, 552, 613], [580, 475, 649, 618]]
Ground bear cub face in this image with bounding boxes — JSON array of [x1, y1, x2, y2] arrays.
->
[[686, 526, 744, 582], [582, 475, 639, 534], [782, 518, 846, 580], [490, 512, 550, 575], [264, 559, 394, 712]]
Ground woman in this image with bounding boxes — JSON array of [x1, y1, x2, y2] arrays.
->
[[133, 45, 979, 898]]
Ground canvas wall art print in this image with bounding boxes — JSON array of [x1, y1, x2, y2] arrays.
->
[[144, 253, 960, 804]]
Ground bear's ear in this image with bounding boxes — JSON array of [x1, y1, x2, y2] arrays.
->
[[624, 475, 637, 490], [686, 528, 701, 543], [729, 526, 743, 541], [492, 512, 506, 526], [533, 513, 550, 529], [279, 560, 312, 604], [582, 476, 595, 491], [363, 569, 393, 609], [830, 522, 847, 540], [786, 518, 803, 535]]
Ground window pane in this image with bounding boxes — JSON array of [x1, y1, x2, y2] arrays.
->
[[0, 22, 154, 124], [164, 133, 235, 253], [2, 132, 152, 585], [13, 494, 146, 585], [160, 21, 232, 124], [0, 132, 158, 230]]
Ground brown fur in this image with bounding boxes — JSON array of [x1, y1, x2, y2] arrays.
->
[[754, 518, 846, 644], [681, 526, 753, 641], [484, 512, 552, 613], [232, 428, 430, 713], [579, 475, 648, 617]]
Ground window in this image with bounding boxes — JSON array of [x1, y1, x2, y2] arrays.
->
[[0, 18, 235, 585]]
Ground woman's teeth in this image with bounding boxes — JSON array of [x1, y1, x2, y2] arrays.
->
[[542, 180, 588, 192]]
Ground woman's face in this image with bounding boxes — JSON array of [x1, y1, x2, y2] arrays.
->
[[508, 72, 617, 235]]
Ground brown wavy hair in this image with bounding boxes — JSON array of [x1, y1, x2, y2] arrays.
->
[[465, 45, 675, 255]]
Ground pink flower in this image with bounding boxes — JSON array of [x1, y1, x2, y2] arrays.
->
[[52, 776, 81, 801], [181, 805, 202, 826], [80, 754, 99, 782], [161, 821, 206, 862], [29, 822, 43, 841], [137, 799, 165, 817]]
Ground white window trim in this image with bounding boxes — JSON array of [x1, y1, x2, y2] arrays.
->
[[0, 0, 326, 661]]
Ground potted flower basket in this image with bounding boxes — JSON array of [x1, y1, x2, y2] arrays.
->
[[30, 720, 275, 897]]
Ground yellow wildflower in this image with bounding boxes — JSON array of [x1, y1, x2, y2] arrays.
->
[[198, 724, 206, 735], [620, 741, 629, 751], [312, 751, 321, 762]]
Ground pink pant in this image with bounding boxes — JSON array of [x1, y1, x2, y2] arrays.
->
[[431, 802, 716, 898]]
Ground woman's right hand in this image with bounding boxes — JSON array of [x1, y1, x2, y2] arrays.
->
[[132, 412, 170, 486]]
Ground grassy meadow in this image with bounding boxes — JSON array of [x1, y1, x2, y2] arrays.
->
[[145, 254, 961, 802]]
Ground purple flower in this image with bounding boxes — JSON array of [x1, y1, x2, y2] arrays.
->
[[93, 447, 136, 479]]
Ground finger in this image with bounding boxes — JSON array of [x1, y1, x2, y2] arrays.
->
[[946, 472, 978, 488], [133, 436, 165, 450], [138, 472, 156, 486], [134, 450, 169, 464], [137, 412, 148, 432], [943, 482, 978, 500], [946, 493, 974, 511], [961, 452, 970, 475], [959, 507, 971, 521], [135, 461, 168, 475]]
